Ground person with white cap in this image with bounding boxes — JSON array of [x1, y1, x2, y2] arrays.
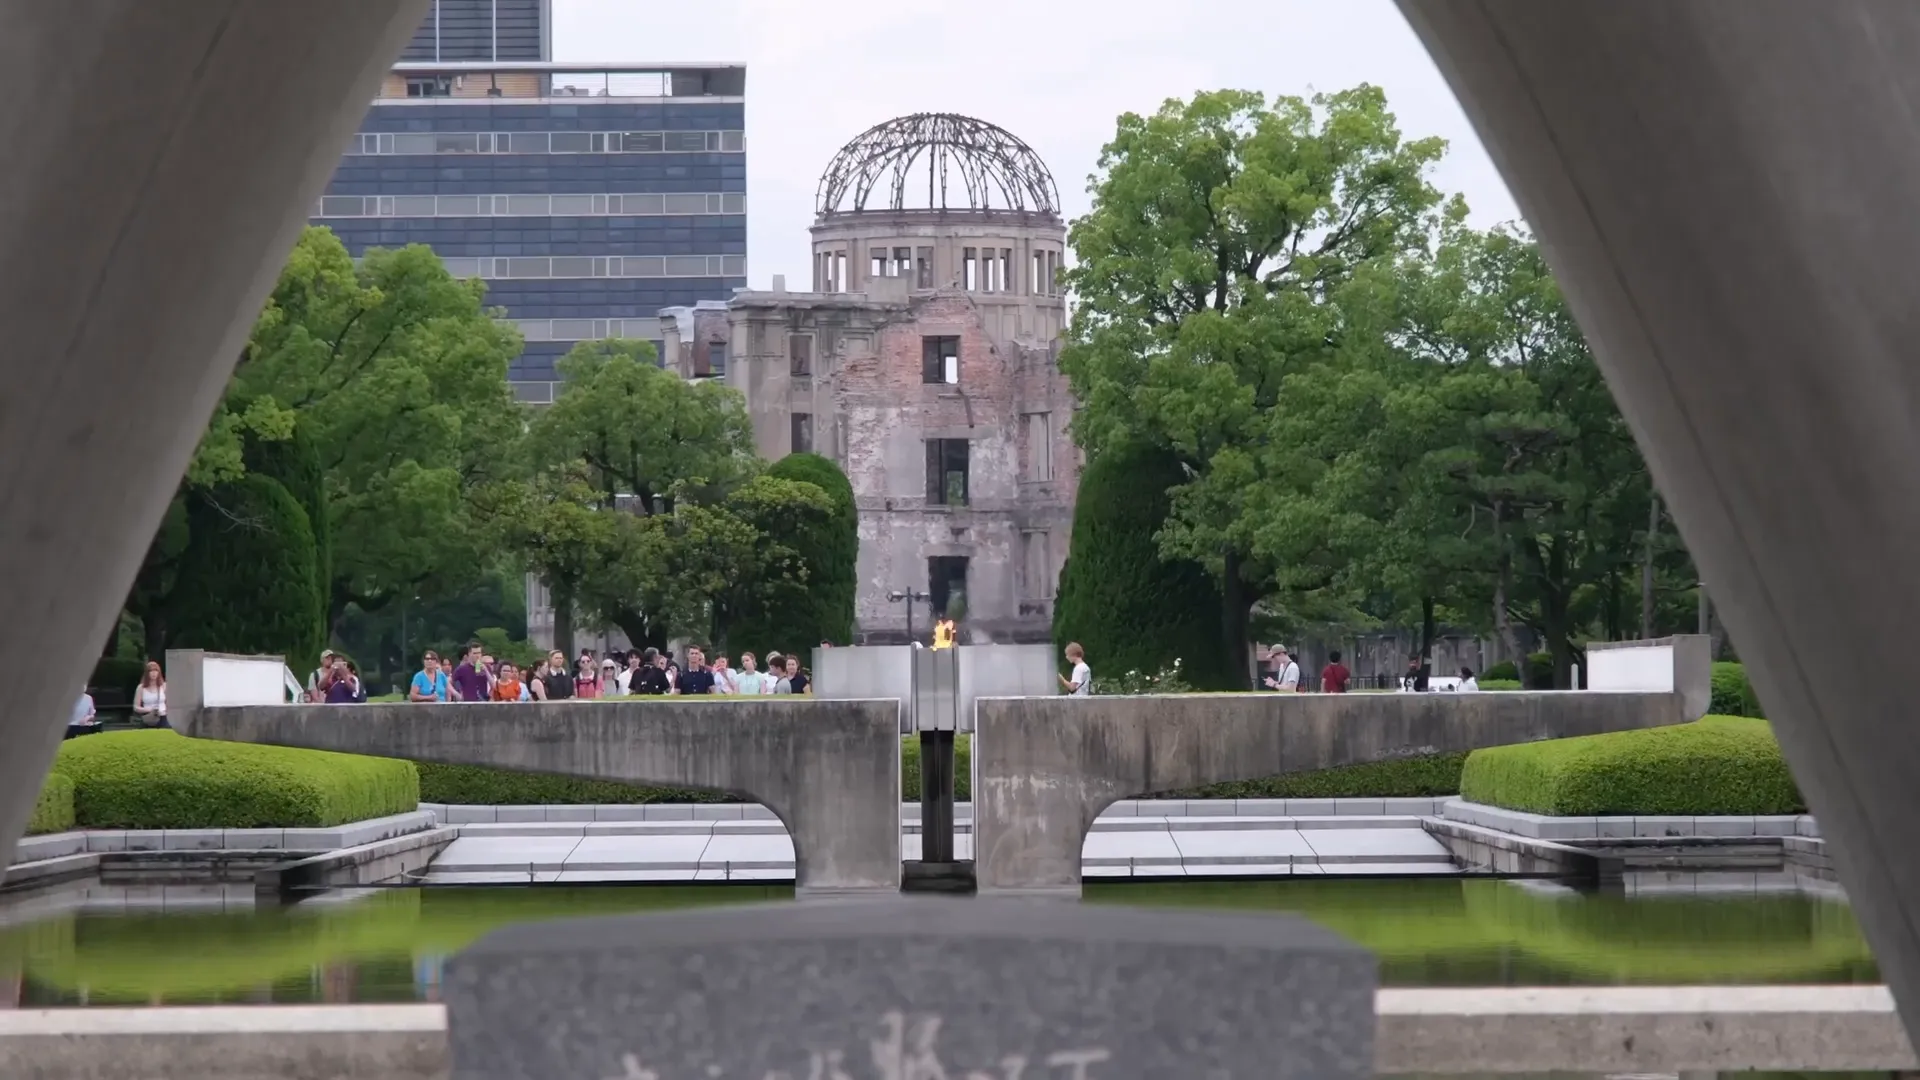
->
[[1263, 645, 1300, 692]]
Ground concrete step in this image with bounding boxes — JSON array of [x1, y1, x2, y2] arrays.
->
[[421, 823, 1458, 883]]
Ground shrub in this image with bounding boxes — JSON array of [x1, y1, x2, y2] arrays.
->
[[1052, 444, 1239, 690], [243, 417, 331, 627], [1711, 661, 1763, 718], [167, 474, 327, 675], [89, 657, 147, 696], [417, 763, 732, 805], [720, 455, 857, 655], [421, 737, 977, 805], [473, 627, 542, 671], [27, 773, 75, 835], [1167, 753, 1466, 800], [1482, 660, 1519, 682], [49, 730, 418, 828], [1459, 715, 1803, 816], [901, 735, 972, 802], [1479, 679, 1524, 691], [1525, 651, 1555, 689]]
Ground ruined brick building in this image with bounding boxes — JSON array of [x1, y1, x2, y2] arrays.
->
[[665, 113, 1079, 644]]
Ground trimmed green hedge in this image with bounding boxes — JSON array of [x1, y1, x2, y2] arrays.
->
[[1479, 679, 1523, 691], [1460, 715, 1803, 816], [1173, 753, 1467, 800], [50, 730, 418, 828], [419, 737, 980, 804], [419, 735, 1456, 804], [418, 762, 732, 805], [27, 773, 75, 835], [1712, 661, 1764, 718]]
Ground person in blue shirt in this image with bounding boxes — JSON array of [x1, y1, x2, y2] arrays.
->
[[407, 651, 449, 703]]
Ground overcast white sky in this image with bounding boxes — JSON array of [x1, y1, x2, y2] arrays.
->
[[552, 0, 1523, 288]]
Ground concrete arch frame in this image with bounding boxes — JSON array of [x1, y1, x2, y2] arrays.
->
[[8, 0, 1920, 1042], [169, 652, 903, 894]]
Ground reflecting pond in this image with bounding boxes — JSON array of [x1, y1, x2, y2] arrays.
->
[[0, 873, 1875, 1006]]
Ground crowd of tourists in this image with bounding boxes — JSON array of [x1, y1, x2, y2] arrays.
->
[[306, 641, 821, 704]]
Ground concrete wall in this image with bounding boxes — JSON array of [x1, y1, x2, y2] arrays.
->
[[0, 2, 433, 876], [972, 687, 1705, 895], [169, 652, 901, 894], [6, 987, 1910, 1078]]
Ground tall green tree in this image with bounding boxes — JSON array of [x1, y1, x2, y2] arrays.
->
[[166, 474, 326, 671], [719, 453, 858, 652], [1059, 85, 1459, 683], [1052, 444, 1238, 690], [126, 227, 524, 658]]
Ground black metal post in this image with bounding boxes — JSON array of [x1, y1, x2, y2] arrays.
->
[[920, 729, 955, 863]]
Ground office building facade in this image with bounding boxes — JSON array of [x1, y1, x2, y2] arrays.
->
[[312, 0, 746, 402]]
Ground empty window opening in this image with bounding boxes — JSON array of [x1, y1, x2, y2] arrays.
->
[[1026, 412, 1053, 482], [789, 334, 813, 376], [928, 555, 970, 620], [833, 252, 847, 292], [922, 335, 960, 385], [871, 251, 887, 279], [1031, 251, 1044, 296], [925, 438, 970, 506], [791, 412, 814, 454], [916, 247, 934, 289], [894, 247, 913, 277], [407, 76, 453, 97], [707, 342, 727, 378], [963, 248, 978, 291]]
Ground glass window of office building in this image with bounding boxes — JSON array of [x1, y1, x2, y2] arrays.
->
[[312, 0, 746, 402]]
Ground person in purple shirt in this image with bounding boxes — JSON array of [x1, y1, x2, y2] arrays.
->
[[324, 657, 364, 703], [449, 641, 491, 703]]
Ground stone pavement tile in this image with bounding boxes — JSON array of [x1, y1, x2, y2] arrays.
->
[[691, 804, 745, 820], [1333, 798, 1387, 816], [1171, 829, 1316, 862], [1301, 827, 1453, 862], [591, 805, 648, 822], [542, 806, 595, 822], [699, 833, 795, 869], [1596, 816, 1637, 839], [1090, 817, 1179, 833], [492, 807, 547, 824], [565, 834, 709, 871], [1193, 862, 1299, 876], [426, 870, 564, 884], [432, 837, 580, 872], [1380, 797, 1443, 817], [1634, 816, 1696, 838], [1167, 815, 1299, 832], [1753, 816, 1799, 836], [220, 828, 286, 849], [444, 805, 498, 824], [1081, 829, 1180, 867], [1691, 816, 1759, 837], [1235, 798, 1290, 816], [458, 823, 589, 838], [121, 831, 168, 852], [85, 832, 127, 853], [739, 804, 779, 821], [1284, 798, 1337, 816], [643, 804, 695, 821], [553, 869, 700, 883], [1290, 816, 1424, 830]]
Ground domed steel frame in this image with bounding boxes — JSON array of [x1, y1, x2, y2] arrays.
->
[[816, 112, 1061, 217]]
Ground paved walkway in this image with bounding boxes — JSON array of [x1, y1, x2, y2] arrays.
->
[[423, 812, 1456, 884]]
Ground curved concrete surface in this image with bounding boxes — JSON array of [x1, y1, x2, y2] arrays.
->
[[973, 684, 1700, 893], [1395, 0, 1920, 1036], [0, 4, 431, 872], [5, 987, 1910, 1079], [171, 654, 903, 892]]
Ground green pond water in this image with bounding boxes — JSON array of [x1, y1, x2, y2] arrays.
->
[[0, 876, 1876, 1006]]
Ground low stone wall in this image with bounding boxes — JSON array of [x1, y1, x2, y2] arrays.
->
[[3, 986, 1909, 1078]]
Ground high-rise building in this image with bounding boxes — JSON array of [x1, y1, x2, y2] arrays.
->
[[312, 0, 747, 403]]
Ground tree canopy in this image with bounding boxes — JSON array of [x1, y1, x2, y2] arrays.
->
[[1061, 87, 1701, 687]]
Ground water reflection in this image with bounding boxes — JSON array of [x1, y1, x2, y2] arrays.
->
[[0, 873, 1875, 1006]]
